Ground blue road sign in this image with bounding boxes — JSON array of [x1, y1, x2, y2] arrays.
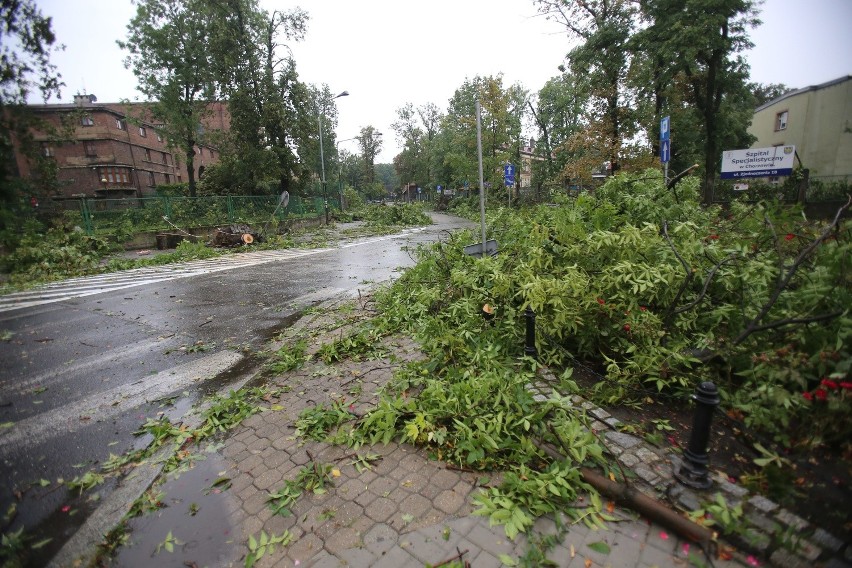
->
[[660, 139, 671, 164], [660, 116, 670, 142], [504, 163, 516, 187], [437, 185, 443, 192]]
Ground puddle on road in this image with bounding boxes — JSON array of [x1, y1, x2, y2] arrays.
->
[[113, 453, 241, 567]]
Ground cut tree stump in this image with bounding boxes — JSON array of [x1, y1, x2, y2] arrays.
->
[[212, 224, 260, 247]]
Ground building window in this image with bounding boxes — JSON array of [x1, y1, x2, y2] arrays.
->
[[156, 132, 163, 142], [139, 126, 147, 137], [162, 152, 168, 165], [80, 115, 94, 126], [115, 118, 126, 131], [144, 148, 151, 161], [84, 142, 97, 157], [148, 171, 155, 186], [41, 143, 54, 157], [164, 174, 171, 184], [775, 111, 788, 131], [100, 166, 131, 185]]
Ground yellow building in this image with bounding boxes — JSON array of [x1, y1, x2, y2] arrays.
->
[[747, 75, 852, 178]]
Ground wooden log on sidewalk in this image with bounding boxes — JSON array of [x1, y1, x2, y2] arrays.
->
[[537, 442, 714, 547]]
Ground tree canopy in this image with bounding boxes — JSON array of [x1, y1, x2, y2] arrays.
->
[[1, 0, 64, 235]]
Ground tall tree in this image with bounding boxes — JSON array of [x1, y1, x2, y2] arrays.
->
[[436, 75, 525, 192], [357, 125, 383, 185], [535, 0, 637, 172], [529, 72, 590, 187], [206, 1, 310, 195], [637, 0, 759, 204], [391, 102, 444, 190], [391, 103, 424, 187], [1, 0, 64, 218], [119, 0, 221, 196], [751, 82, 790, 107]]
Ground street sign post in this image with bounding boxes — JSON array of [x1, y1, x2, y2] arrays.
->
[[660, 116, 670, 180], [503, 163, 516, 187], [504, 163, 515, 207]]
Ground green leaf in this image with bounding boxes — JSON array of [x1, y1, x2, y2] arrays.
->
[[499, 553, 518, 566], [31, 537, 53, 550], [587, 541, 611, 554]]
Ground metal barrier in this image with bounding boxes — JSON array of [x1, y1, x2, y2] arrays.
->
[[712, 174, 851, 204]]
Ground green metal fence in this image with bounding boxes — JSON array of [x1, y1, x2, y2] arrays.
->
[[55, 195, 338, 236], [712, 175, 851, 204]]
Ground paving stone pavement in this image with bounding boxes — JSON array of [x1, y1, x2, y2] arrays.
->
[[110, 295, 849, 568]]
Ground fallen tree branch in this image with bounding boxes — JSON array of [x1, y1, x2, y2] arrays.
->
[[673, 253, 739, 316], [661, 220, 695, 330], [666, 164, 700, 190], [433, 548, 470, 567], [536, 441, 715, 547], [733, 195, 851, 346]]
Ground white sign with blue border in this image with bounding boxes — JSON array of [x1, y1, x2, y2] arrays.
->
[[721, 145, 796, 179]]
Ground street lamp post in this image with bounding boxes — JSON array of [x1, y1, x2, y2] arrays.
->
[[319, 90, 348, 224]]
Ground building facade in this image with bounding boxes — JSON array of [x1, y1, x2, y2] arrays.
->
[[747, 75, 852, 178], [13, 94, 226, 199]]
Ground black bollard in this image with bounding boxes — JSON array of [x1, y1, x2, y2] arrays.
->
[[524, 307, 537, 358], [675, 381, 720, 489]]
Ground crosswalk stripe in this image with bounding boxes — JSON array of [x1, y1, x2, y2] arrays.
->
[[0, 247, 331, 313]]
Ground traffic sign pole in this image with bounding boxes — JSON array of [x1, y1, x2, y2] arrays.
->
[[660, 116, 671, 182], [504, 163, 516, 207]]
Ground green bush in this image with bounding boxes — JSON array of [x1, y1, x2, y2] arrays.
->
[[375, 169, 851, 447], [361, 203, 431, 228], [2, 224, 116, 286]]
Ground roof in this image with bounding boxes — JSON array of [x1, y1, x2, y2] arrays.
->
[[755, 75, 852, 112]]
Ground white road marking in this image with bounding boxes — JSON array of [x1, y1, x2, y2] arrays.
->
[[0, 228, 430, 314], [0, 350, 243, 454], [0, 248, 330, 313]]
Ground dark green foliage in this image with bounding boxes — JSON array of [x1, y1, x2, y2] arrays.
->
[[377, 171, 851, 446], [1, 224, 115, 286]]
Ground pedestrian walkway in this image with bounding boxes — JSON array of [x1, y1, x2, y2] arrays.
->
[[90, 295, 849, 568]]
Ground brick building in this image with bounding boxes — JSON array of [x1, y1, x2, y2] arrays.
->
[[13, 94, 228, 199]]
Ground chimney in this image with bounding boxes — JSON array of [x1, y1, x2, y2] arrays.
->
[[73, 93, 97, 107]]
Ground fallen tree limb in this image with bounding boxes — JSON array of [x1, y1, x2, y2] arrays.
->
[[536, 441, 715, 547], [666, 164, 700, 190]]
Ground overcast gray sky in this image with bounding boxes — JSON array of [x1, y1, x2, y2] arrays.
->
[[34, 0, 852, 163]]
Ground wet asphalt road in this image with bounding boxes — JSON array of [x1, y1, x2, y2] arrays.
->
[[0, 212, 474, 561]]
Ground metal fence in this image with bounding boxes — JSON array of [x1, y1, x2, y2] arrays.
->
[[49, 195, 338, 236], [711, 174, 851, 204]]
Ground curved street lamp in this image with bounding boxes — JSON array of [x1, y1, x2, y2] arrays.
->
[[319, 91, 349, 223]]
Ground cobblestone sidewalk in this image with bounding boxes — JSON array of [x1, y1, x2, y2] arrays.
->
[[109, 295, 850, 568]]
